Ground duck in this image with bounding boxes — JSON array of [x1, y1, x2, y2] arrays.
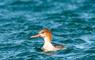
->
[[31, 28, 64, 52]]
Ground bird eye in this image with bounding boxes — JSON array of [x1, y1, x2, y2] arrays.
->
[[41, 32, 44, 34]]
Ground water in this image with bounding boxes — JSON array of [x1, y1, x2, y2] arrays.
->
[[0, 0, 95, 60]]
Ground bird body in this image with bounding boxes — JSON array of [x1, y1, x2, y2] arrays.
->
[[31, 28, 63, 52]]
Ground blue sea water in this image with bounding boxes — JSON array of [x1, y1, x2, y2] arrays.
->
[[0, 0, 95, 60]]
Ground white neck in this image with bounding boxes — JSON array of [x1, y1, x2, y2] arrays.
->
[[42, 37, 55, 51]]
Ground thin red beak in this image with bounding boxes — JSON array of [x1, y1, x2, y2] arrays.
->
[[31, 34, 41, 38]]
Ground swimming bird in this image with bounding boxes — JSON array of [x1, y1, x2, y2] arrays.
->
[[31, 28, 63, 52]]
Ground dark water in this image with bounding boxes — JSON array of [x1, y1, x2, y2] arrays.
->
[[0, 0, 95, 60]]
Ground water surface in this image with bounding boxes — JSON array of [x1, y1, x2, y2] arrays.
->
[[0, 0, 95, 60]]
